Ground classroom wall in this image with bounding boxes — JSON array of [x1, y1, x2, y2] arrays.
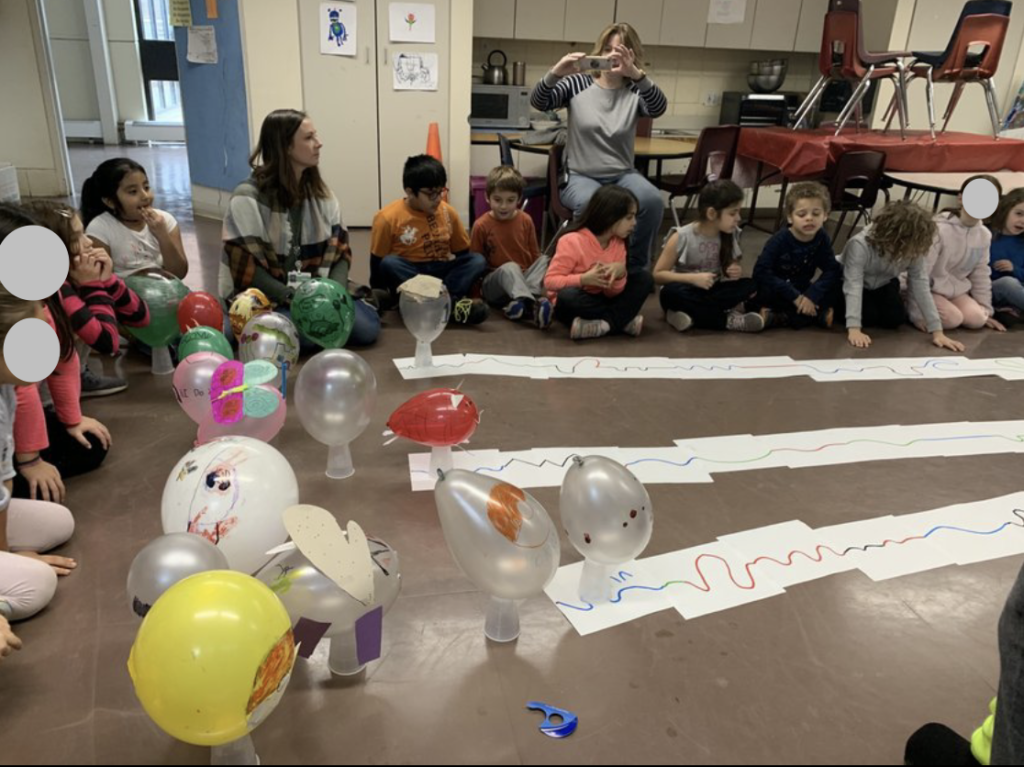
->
[[0, 0, 70, 196]]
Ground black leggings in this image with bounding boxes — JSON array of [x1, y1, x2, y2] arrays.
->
[[554, 270, 654, 333], [12, 408, 108, 499], [659, 278, 758, 330]]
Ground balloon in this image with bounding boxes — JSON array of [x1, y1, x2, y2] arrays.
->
[[387, 389, 480, 448], [162, 437, 299, 574], [400, 288, 450, 366], [197, 388, 287, 445], [126, 533, 229, 618], [177, 290, 225, 334], [295, 349, 376, 447], [128, 571, 296, 747], [434, 470, 559, 600], [291, 278, 354, 349], [125, 268, 190, 348], [171, 351, 228, 423], [258, 537, 401, 638], [560, 455, 653, 566], [177, 326, 234, 362], [239, 312, 300, 369], [229, 289, 272, 340]]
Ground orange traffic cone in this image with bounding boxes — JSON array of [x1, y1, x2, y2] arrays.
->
[[426, 122, 448, 202]]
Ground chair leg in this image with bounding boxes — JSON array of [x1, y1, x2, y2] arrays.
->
[[833, 209, 850, 242], [669, 193, 680, 228], [895, 60, 909, 140], [793, 75, 829, 130], [984, 78, 1003, 139], [836, 68, 875, 135], [925, 66, 936, 140], [881, 89, 900, 134], [941, 81, 966, 134]]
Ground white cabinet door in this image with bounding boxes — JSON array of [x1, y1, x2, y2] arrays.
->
[[564, 0, 615, 45], [377, 1, 452, 207], [659, 0, 710, 47], [705, 0, 757, 49], [794, 0, 828, 53], [615, 0, 664, 47], [750, 0, 801, 51], [474, 0, 516, 38], [514, 0, 567, 40], [299, 0, 380, 226]]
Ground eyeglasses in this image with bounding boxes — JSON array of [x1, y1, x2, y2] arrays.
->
[[419, 187, 448, 201]]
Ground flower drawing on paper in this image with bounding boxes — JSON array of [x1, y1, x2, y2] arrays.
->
[[405, 12, 417, 31]]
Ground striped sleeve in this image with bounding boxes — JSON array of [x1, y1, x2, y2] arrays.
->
[[631, 78, 668, 118], [106, 275, 149, 327], [58, 280, 120, 356], [530, 73, 592, 111]]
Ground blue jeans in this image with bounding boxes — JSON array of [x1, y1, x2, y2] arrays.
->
[[280, 299, 380, 352], [374, 252, 488, 301], [993, 276, 1024, 312], [561, 170, 665, 270]]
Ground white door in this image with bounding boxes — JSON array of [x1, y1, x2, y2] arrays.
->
[[299, 0, 381, 226]]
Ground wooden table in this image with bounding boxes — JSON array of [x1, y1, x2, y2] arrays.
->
[[885, 171, 1024, 211]]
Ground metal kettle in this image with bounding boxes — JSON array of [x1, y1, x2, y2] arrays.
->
[[482, 50, 509, 85]]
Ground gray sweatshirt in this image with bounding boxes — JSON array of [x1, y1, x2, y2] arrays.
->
[[839, 229, 942, 333]]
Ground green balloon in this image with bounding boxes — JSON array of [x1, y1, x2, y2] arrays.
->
[[291, 278, 354, 349], [177, 326, 234, 361], [125, 269, 190, 348]]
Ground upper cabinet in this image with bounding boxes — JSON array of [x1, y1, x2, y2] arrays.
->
[[659, 0, 710, 47], [474, 0, 516, 38], [794, 0, 828, 53], [514, 0, 567, 41], [704, 0, 757, 49], [750, 0, 802, 51], [565, 0, 616, 44], [615, 0, 663, 46]]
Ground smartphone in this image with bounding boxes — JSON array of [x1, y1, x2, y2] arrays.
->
[[581, 56, 614, 71]]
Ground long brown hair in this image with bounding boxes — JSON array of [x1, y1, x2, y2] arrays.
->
[[560, 185, 638, 243], [989, 188, 1024, 237], [250, 109, 329, 209], [0, 204, 75, 362], [696, 180, 744, 271], [590, 23, 646, 67]]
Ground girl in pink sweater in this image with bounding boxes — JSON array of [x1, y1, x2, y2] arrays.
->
[[907, 175, 1007, 333], [544, 186, 654, 340]]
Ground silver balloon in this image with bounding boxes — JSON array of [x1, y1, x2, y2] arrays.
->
[[257, 537, 401, 635], [400, 289, 450, 345], [239, 312, 300, 369], [560, 455, 654, 566], [295, 349, 377, 447], [126, 533, 229, 618], [434, 470, 560, 600]]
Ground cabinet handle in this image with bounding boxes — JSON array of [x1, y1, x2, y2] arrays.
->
[[384, 47, 388, 65], [366, 47, 370, 64]]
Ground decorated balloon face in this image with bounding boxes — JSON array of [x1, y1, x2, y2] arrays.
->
[[239, 312, 300, 369], [258, 537, 401, 639], [434, 471, 560, 600], [161, 437, 299, 574], [560, 455, 653, 566], [128, 571, 296, 746], [229, 289, 273, 339], [386, 389, 480, 448], [291, 278, 354, 349]]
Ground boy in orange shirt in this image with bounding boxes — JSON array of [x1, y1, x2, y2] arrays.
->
[[370, 155, 489, 324], [471, 166, 553, 329]]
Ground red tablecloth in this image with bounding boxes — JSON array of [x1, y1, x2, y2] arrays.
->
[[737, 127, 1024, 177]]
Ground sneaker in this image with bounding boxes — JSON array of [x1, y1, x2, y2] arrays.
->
[[503, 299, 527, 321], [81, 366, 128, 398], [725, 310, 766, 333], [570, 317, 611, 340], [371, 288, 397, 312], [820, 306, 835, 329], [622, 315, 644, 337], [534, 298, 553, 330], [665, 310, 693, 332], [452, 298, 490, 325], [903, 723, 975, 766], [759, 307, 788, 329], [995, 307, 1022, 327]]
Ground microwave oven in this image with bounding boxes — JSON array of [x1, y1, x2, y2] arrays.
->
[[470, 84, 532, 129]]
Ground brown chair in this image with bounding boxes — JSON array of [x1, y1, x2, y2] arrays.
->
[[792, 0, 911, 137], [542, 144, 574, 254], [883, 1, 1011, 138], [654, 125, 741, 227], [824, 150, 886, 245]]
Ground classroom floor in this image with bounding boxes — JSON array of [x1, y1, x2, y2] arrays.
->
[[2, 143, 1022, 765]]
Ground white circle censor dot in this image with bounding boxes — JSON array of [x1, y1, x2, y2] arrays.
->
[[0, 226, 70, 301], [3, 318, 59, 383], [963, 178, 1000, 220]]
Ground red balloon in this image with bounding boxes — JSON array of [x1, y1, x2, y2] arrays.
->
[[177, 291, 225, 334], [387, 389, 480, 448]]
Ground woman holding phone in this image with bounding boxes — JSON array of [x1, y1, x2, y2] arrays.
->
[[530, 23, 668, 270]]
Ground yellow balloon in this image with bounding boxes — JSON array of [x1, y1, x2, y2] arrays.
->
[[127, 570, 296, 747]]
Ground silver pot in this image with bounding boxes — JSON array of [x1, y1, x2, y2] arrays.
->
[[482, 50, 508, 85]]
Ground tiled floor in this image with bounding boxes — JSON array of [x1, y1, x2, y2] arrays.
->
[[1, 143, 1021, 764]]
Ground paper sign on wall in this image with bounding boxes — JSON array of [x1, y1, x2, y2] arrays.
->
[[187, 26, 218, 65], [393, 51, 439, 91], [708, 0, 747, 24], [389, 2, 436, 43], [170, 0, 193, 27], [320, 3, 358, 56]]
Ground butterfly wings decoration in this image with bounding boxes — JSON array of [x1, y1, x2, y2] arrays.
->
[[210, 360, 281, 424]]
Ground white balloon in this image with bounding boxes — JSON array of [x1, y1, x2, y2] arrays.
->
[[434, 470, 560, 600], [560, 455, 653, 566], [295, 349, 376, 447], [161, 437, 299, 575]]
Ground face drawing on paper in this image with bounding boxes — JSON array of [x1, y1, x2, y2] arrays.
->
[[394, 54, 431, 85]]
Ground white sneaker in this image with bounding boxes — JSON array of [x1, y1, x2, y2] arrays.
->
[[622, 315, 644, 337], [570, 317, 611, 340], [666, 310, 693, 332], [725, 310, 766, 333]]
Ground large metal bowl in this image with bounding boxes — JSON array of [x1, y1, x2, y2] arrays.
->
[[748, 72, 786, 94]]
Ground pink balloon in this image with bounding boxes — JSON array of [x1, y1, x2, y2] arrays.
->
[[196, 386, 287, 445], [171, 352, 228, 424]]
